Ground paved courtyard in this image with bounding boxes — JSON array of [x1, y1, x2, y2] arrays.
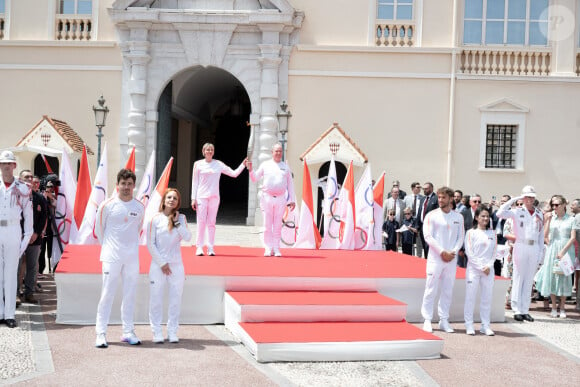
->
[[2, 222, 580, 386]]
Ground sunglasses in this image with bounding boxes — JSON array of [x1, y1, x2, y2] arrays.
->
[[516, 203, 524, 207], [552, 203, 561, 207], [472, 200, 481, 203]]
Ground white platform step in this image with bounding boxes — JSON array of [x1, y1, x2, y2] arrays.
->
[[224, 291, 407, 324]]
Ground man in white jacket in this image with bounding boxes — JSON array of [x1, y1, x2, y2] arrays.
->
[[495, 185, 543, 322], [0, 150, 33, 328], [247, 143, 295, 257], [421, 186, 465, 333], [94, 169, 144, 348]]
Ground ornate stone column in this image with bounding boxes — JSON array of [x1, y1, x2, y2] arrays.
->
[[124, 22, 151, 178]]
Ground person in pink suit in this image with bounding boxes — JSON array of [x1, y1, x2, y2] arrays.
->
[[190, 143, 246, 256]]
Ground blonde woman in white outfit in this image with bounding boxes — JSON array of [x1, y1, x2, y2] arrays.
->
[[147, 188, 192, 343], [463, 206, 497, 336], [190, 143, 246, 256]]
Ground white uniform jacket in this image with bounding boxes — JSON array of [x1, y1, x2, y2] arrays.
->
[[191, 159, 245, 201], [146, 213, 192, 267], [0, 178, 33, 255], [95, 197, 144, 264], [423, 208, 465, 261], [464, 228, 497, 271], [250, 159, 295, 203]]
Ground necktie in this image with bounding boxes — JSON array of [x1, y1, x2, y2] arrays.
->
[[393, 200, 397, 217], [422, 195, 429, 221], [412, 195, 417, 214]]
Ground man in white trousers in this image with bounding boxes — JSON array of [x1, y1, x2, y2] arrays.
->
[[495, 185, 543, 322], [0, 150, 33, 328], [247, 143, 295, 257], [94, 169, 145, 348], [421, 186, 465, 333]]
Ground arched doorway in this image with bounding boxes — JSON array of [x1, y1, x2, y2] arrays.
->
[[316, 161, 347, 235], [33, 154, 59, 179], [156, 66, 251, 224]]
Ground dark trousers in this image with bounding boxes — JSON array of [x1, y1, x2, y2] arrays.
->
[[385, 243, 397, 252], [39, 235, 53, 274], [419, 230, 429, 258], [19, 245, 40, 296], [402, 243, 413, 255]]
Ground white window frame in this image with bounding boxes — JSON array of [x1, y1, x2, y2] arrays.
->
[[463, 0, 549, 46], [58, 0, 93, 15], [377, 0, 414, 21], [479, 99, 528, 172], [369, 0, 423, 45]]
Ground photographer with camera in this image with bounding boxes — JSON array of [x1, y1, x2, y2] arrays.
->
[[39, 174, 59, 275]]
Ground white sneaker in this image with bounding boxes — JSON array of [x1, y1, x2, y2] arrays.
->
[[560, 311, 567, 319], [196, 247, 204, 256], [550, 309, 558, 318], [439, 319, 455, 333], [422, 320, 433, 333], [207, 248, 215, 256], [273, 249, 282, 257], [264, 249, 272, 257], [121, 331, 141, 345], [168, 332, 179, 343], [465, 324, 475, 336], [95, 333, 108, 348], [153, 331, 164, 344], [480, 326, 495, 336]]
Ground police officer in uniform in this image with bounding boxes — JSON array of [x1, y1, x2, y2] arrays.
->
[[0, 150, 33, 328], [496, 185, 544, 322]]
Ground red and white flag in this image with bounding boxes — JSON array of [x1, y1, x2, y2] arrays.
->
[[41, 154, 54, 174], [125, 146, 136, 172], [354, 164, 373, 250], [73, 145, 92, 230], [320, 156, 340, 249], [294, 160, 322, 249], [74, 143, 108, 245], [135, 150, 156, 208], [281, 204, 298, 248], [50, 149, 78, 269], [140, 157, 173, 245], [364, 171, 385, 250], [337, 161, 356, 250]]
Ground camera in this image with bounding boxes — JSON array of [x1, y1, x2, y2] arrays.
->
[[39, 174, 61, 192]]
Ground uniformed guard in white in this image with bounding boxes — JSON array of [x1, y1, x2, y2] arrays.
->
[[94, 169, 144, 348], [190, 143, 246, 256], [0, 150, 33, 328], [496, 185, 543, 322], [463, 206, 497, 336], [147, 188, 191, 344], [421, 186, 465, 333], [247, 143, 296, 257]]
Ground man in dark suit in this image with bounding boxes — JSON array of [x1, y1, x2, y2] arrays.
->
[[458, 193, 481, 268], [491, 194, 510, 275], [416, 182, 438, 258]]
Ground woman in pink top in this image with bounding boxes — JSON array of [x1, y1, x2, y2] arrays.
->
[[190, 143, 246, 256]]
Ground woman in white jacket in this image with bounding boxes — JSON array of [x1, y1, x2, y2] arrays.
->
[[147, 188, 192, 343], [464, 205, 497, 336], [190, 143, 246, 256]]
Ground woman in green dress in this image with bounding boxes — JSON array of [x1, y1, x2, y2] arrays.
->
[[535, 195, 576, 319]]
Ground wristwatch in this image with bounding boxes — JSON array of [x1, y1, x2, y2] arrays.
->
[[173, 221, 181, 228]]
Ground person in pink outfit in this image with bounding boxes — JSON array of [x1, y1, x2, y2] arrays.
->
[[190, 143, 246, 256]]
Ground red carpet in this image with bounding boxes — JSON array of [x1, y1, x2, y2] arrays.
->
[[57, 245, 466, 279], [228, 291, 406, 306], [239, 321, 441, 343]]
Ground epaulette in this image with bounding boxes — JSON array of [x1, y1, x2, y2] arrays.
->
[[15, 180, 32, 197]]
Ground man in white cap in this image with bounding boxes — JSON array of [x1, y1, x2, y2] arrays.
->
[[496, 185, 543, 322], [0, 150, 33, 328]]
